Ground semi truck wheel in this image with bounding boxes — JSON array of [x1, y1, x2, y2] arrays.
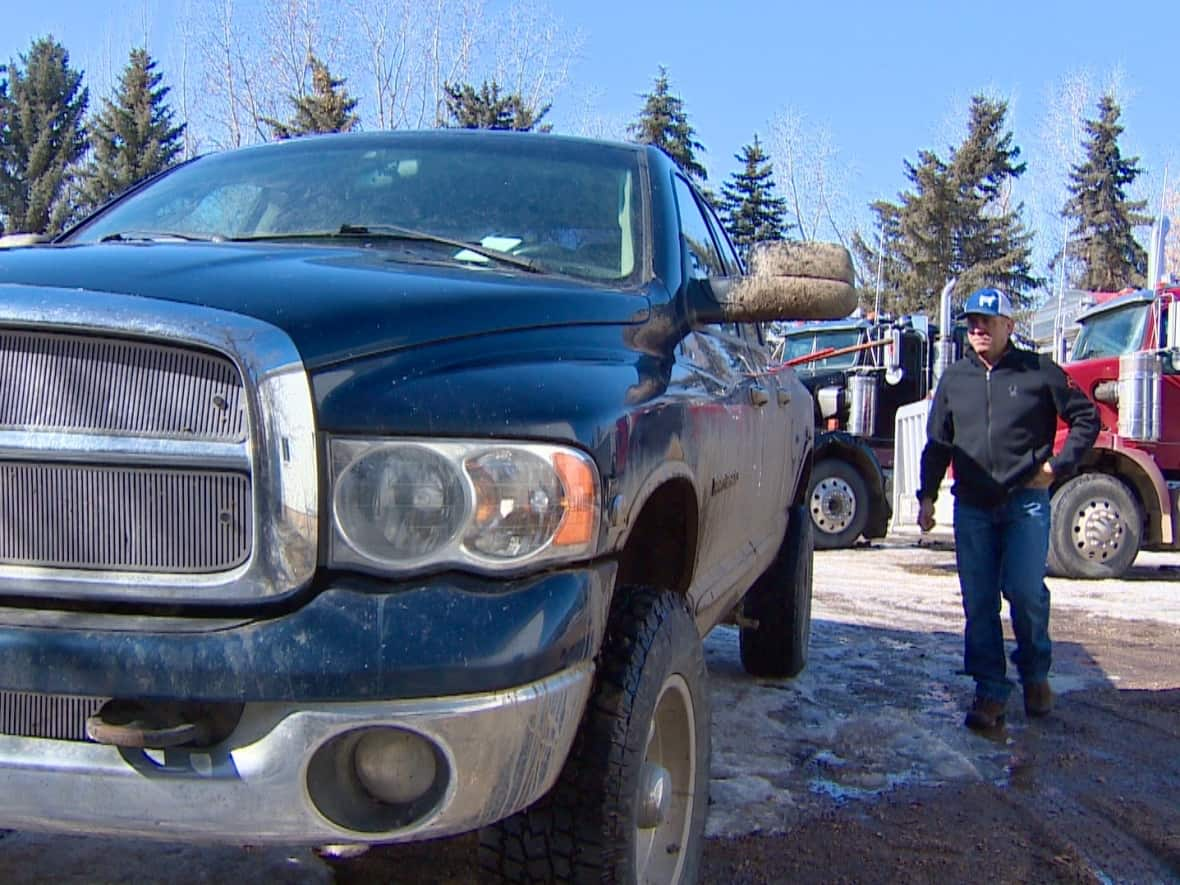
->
[[739, 504, 813, 678], [808, 458, 869, 549], [1047, 473, 1142, 579], [479, 588, 709, 884]]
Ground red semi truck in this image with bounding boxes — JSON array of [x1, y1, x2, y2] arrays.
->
[[1048, 281, 1180, 578]]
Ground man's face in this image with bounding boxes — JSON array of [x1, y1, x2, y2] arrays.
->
[[965, 312, 1014, 362]]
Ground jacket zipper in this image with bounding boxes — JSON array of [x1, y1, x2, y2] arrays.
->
[[985, 367, 993, 474]]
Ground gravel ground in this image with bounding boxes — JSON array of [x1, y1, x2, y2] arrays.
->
[[2, 540, 1177, 883]]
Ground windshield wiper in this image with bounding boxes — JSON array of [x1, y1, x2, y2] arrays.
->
[[99, 230, 220, 243], [334, 224, 542, 272]]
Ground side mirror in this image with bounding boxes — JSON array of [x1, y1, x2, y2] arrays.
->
[[705, 241, 856, 324]]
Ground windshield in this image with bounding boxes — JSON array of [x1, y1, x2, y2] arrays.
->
[[67, 133, 645, 283], [1070, 303, 1149, 361], [782, 328, 863, 369]]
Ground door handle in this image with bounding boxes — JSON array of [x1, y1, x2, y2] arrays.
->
[[749, 386, 770, 407], [777, 389, 791, 406]]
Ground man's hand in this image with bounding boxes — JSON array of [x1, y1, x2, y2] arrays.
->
[[1026, 461, 1055, 490], [917, 497, 936, 532]]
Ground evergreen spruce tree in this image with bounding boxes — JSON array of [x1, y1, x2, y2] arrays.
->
[[81, 48, 184, 210], [0, 37, 89, 234], [1062, 94, 1150, 290], [948, 96, 1038, 299], [628, 66, 707, 183], [854, 95, 1038, 315], [719, 135, 787, 256], [265, 56, 359, 140], [442, 80, 551, 131]]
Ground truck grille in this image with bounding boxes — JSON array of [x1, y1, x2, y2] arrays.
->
[[0, 329, 245, 441], [0, 462, 250, 572], [0, 291, 317, 603], [0, 690, 104, 742]]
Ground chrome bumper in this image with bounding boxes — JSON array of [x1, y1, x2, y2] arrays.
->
[[0, 664, 592, 845]]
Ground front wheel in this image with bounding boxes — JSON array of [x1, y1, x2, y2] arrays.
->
[[478, 588, 710, 884], [808, 458, 869, 549], [1047, 473, 1142, 579]]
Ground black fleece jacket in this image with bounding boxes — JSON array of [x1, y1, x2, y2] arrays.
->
[[918, 346, 1099, 507]]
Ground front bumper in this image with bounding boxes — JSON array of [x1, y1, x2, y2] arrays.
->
[[0, 664, 592, 844], [0, 565, 613, 843], [0, 564, 614, 701]]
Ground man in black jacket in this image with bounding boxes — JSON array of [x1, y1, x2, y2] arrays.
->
[[917, 287, 1099, 731]]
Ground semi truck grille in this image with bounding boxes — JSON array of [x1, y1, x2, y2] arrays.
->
[[0, 462, 251, 572], [0, 691, 104, 742], [0, 329, 246, 441]]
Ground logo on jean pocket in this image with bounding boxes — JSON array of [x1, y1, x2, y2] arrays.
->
[[1009, 384, 1018, 397]]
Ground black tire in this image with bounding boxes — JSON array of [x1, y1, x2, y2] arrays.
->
[[1047, 473, 1143, 579], [739, 504, 813, 678], [478, 588, 710, 884], [808, 458, 869, 549]]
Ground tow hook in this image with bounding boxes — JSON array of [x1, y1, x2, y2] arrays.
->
[[86, 699, 243, 749]]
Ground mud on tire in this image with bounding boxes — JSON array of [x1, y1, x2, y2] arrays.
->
[[739, 504, 813, 678], [478, 587, 710, 884]]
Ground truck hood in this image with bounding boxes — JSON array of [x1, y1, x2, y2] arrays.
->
[[0, 242, 650, 368]]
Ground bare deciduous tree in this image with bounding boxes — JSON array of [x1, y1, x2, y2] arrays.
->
[[1162, 173, 1180, 280], [411, 0, 480, 128], [171, 0, 580, 144], [347, 0, 413, 130], [264, 0, 346, 112], [487, 0, 582, 124], [766, 106, 854, 248], [1031, 68, 1140, 292]]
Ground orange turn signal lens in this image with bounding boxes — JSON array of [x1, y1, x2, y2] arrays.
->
[[552, 452, 597, 547]]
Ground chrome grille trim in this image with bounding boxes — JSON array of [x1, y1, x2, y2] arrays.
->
[[0, 284, 318, 604], [0, 691, 104, 742], [0, 462, 250, 572], [0, 329, 246, 440], [0, 431, 249, 470]]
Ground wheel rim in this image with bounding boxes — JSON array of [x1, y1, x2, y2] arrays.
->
[[1071, 496, 1127, 563], [635, 672, 695, 884], [811, 476, 856, 534]]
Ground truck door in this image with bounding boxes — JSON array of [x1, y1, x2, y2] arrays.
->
[[1159, 301, 1180, 475], [672, 176, 772, 602], [694, 185, 793, 549]]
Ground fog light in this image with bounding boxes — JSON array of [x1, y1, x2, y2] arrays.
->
[[353, 728, 438, 805]]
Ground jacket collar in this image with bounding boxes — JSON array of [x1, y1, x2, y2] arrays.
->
[[965, 344, 1015, 371]]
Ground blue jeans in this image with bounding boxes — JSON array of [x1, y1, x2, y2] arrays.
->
[[953, 488, 1052, 702]]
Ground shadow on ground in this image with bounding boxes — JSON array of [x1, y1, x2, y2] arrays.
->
[[0, 613, 1176, 884]]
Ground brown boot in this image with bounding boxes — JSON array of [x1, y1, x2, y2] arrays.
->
[[1023, 681, 1053, 717], [964, 695, 1006, 731]]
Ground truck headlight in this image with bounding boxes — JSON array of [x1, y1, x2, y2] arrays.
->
[[329, 438, 600, 575]]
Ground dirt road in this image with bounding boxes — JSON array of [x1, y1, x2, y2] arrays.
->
[[2, 541, 1177, 883]]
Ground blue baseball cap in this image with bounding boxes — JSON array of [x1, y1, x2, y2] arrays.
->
[[961, 287, 1014, 318]]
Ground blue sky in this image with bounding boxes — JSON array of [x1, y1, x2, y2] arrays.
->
[[3, 0, 1176, 276]]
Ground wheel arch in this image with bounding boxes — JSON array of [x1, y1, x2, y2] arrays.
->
[[615, 468, 699, 599], [1072, 448, 1170, 546]]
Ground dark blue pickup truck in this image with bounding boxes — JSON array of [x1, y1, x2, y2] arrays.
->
[[0, 131, 853, 882]]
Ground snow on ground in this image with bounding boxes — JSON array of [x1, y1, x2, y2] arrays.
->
[[1, 540, 1175, 876], [703, 539, 1180, 838]]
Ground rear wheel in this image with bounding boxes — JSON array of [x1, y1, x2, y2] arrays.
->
[[1047, 473, 1142, 579], [478, 588, 709, 884], [740, 504, 813, 678], [808, 458, 869, 549]]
